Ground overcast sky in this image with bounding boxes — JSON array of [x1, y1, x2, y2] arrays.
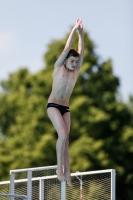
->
[[0, 0, 133, 101]]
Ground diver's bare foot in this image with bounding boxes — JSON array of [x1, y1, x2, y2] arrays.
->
[[65, 172, 72, 187], [56, 170, 65, 182]]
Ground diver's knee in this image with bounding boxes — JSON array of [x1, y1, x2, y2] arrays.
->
[[59, 130, 67, 141]]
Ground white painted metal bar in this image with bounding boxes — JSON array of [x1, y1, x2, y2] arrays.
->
[[0, 194, 27, 200], [0, 180, 10, 185], [27, 170, 32, 200], [10, 171, 15, 200], [61, 181, 66, 200], [39, 179, 44, 200], [10, 165, 57, 173], [7, 169, 116, 182], [72, 169, 115, 176], [111, 169, 116, 200]]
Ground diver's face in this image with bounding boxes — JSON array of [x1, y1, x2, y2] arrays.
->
[[65, 56, 79, 71]]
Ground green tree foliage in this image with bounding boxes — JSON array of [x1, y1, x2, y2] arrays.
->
[[0, 29, 133, 200], [0, 68, 56, 179]]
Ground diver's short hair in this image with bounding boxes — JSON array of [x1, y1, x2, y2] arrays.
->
[[66, 48, 79, 59]]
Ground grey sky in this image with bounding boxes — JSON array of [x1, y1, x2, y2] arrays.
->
[[0, 0, 133, 101]]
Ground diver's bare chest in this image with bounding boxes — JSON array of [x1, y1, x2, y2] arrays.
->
[[53, 67, 77, 84]]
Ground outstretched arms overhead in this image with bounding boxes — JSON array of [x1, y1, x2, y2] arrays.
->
[[77, 19, 84, 69], [54, 19, 84, 68]]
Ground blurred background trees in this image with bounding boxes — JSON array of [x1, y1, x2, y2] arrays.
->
[[0, 29, 133, 200]]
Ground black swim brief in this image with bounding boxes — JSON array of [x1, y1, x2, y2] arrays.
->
[[47, 103, 70, 115]]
